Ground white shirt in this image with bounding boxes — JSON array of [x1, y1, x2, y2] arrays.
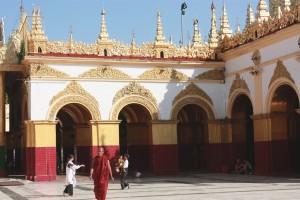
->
[[123, 160, 129, 168]]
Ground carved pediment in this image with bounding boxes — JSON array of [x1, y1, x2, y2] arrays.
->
[[79, 66, 131, 79], [229, 74, 250, 97], [139, 67, 188, 80], [30, 63, 70, 77], [112, 81, 157, 105], [269, 60, 294, 87], [195, 69, 225, 81], [172, 83, 213, 105]]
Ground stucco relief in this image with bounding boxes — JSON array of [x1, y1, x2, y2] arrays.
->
[[171, 97, 215, 120], [138, 67, 189, 80], [79, 66, 131, 79], [172, 83, 213, 105], [268, 60, 295, 87], [110, 95, 159, 120], [48, 81, 101, 120], [112, 81, 157, 105], [30, 63, 70, 77], [251, 50, 261, 66], [229, 74, 250, 98], [195, 69, 225, 81]]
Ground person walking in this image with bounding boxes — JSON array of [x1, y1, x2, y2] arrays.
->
[[90, 147, 114, 200], [120, 154, 130, 190], [63, 154, 85, 197]]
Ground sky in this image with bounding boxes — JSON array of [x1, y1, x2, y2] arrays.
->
[[0, 0, 268, 46]]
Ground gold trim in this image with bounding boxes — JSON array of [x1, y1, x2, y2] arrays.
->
[[195, 69, 225, 81], [30, 63, 70, 77], [172, 83, 213, 105], [138, 67, 188, 80], [229, 74, 250, 98], [269, 60, 294, 87], [79, 66, 131, 78]]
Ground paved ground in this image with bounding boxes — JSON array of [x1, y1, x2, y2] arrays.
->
[[1, 173, 300, 199]]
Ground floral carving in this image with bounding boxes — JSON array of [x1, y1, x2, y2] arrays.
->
[[112, 81, 157, 105], [251, 50, 261, 66], [269, 60, 295, 87], [229, 74, 250, 97], [30, 63, 70, 77], [195, 69, 225, 81], [173, 83, 213, 105], [139, 67, 188, 80], [79, 66, 131, 78]]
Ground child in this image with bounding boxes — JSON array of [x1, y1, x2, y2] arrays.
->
[[115, 155, 124, 173]]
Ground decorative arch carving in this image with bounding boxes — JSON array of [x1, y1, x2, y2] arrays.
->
[[30, 63, 70, 77], [48, 81, 101, 120], [171, 97, 216, 120], [227, 89, 253, 118], [229, 74, 250, 98], [266, 78, 300, 113], [110, 95, 159, 120], [138, 67, 188, 80], [112, 81, 157, 105], [172, 83, 213, 105], [79, 66, 131, 79], [268, 60, 295, 88], [195, 69, 225, 81]]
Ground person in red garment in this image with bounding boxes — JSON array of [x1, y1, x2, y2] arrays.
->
[[90, 147, 114, 200]]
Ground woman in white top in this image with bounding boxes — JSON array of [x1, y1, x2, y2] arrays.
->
[[63, 154, 85, 197], [120, 154, 130, 189]]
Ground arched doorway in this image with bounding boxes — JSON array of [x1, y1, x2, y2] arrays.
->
[[118, 104, 151, 173], [270, 85, 300, 172], [56, 103, 92, 174], [231, 94, 254, 167], [177, 104, 208, 171]]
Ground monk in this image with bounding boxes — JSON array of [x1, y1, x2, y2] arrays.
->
[[90, 147, 114, 200]]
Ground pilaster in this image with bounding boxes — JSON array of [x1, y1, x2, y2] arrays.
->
[[0, 72, 5, 176]]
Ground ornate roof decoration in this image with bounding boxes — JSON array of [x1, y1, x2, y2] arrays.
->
[[208, 1, 219, 48], [251, 49, 261, 66], [219, 3, 232, 40], [50, 81, 98, 107], [139, 67, 188, 80], [172, 83, 213, 105], [79, 66, 131, 79], [30, 63, 70, 77], [219, 4, 300, 52], [229, 74, 250, 97], [195, 69, 225, 81], [112, 81, 157, 105], [269, 60, 295, 87]]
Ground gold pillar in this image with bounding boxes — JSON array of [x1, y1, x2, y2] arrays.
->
[[74, 124, 91, 147], [207, 119, 232, 144], [89, 120, 121, 146], [150, 120, 178, 145], [253, 72, 263, 115], [251, 114, 271, 142]]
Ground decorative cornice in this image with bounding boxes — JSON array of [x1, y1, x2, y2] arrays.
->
[[195, 69, 225, 81], [30, 63, 70, 77], [79, 66, 131, 78], [139, 67, 188, 80], [50, 81, 98, 106], [172, 83, 213, 105], [112, 81, 157, 105], [269, 60, 295, 87], [229, 74, 250, 97]]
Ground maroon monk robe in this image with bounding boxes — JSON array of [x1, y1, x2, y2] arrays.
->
[[92, 155, 110, 200]]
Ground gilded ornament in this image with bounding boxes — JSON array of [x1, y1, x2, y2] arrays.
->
[[229, 74, 250, 97], [30, 63, 70, 77], [112, 81, 157, 105], [79, 66, 131, 78], [269, 60, 295, 87], [139, 67, 188, 80], [251, 50, 261, 66], [195, 69, 225, 81], [172, 83, 213, 105]]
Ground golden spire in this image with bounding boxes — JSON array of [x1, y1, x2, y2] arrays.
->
[[69, 26, 74, 53], [245, 2, 255, 28], [219, 2, 232, 40], [192, 19, 202, 48], [209, 0, 218, 48], [282, 0, 291, 12], [256, 0, 270, 23], [99, 7, 109, 40], [155, 11, 165, 44], [0, 17, 4, 45]]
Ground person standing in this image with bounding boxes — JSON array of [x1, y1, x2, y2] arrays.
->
[[120, 154, 130, 190], [90, 147, 114, 200], [63, 154, 85, 197]]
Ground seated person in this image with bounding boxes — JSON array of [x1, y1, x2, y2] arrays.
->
[[234, 159, 244, 174], [243, 159, 253, 175]]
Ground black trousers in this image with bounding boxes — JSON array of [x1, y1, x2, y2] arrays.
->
[[63, 184, 73, 196], [120, 168, 129, 189]]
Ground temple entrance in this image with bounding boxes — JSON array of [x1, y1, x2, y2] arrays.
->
[[270, 85, 300, 172], [56, 103, 92, 174], [231, 94, 254, 167], [118, 103, 151, 173], [177, 104, 208, 171]]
